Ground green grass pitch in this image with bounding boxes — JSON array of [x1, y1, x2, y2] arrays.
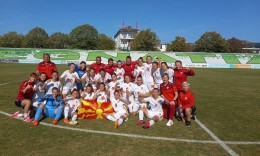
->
[[0, 64, 259, 155]]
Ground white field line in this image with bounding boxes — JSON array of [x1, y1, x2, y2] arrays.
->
[[0, 111, 260, 146], [0, 80, 22, 86], [195, 119, 238, 156]]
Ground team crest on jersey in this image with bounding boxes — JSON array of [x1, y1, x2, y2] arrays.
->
[[167, 86, 169, 89], [185, 97, 187, 100], [101, 96, 105, 100], [141, 87, 143, 90]]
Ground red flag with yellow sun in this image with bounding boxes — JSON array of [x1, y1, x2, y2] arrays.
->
[[78, 100, 114, 119]]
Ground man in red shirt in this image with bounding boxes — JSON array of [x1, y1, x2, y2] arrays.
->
[[89, 56, 105, 74], [160, 73, 178, 127], [12, 73, 37, 122], [103, 58, 117, 75], [36, 53, 57, 79], [174, 60, 195, 91], [178, 81, 195, 127], [122, 56, 137, 82]]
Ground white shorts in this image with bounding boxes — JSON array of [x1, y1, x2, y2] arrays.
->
[[129, 102, 147, 113], [32, 101, 40, 107], [144, 82, 155, 91], [113, 108, 127, 119], [62, 86, 77, 95], [147, 110, 163, 121]]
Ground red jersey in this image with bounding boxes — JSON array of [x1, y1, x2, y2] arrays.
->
[[104, 64, 117, 75], [174, 68, 195, 90], [160, 82, 178, 101], [16, 80, 35, 100], [178, 90, 195, 109], [37, 61, 57, 79], [89, 63, 105, 74], [122, 62, 137, 82]]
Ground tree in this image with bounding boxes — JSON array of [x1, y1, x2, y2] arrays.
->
[[194, 32, 229, 52], [167, 36, 190, 52], [0, 32, 23, 48], [25, 27, 49, 48], [96, 34, 115, 50], [70, 24, 98, 50], [48, 32, 71, 49], [131, 29, 160, 51], [227, 37, 249, 53]]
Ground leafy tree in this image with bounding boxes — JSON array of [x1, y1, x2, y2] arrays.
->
[[194, 31, 229, 52], [167, 36, 190, 52], [48, 32, 71, 49], [96, 34, 115, 50], [0, 32, 23, 48], [227, 37, 249, 53], [131, 29, 160, 51], [70, 24, 98, 50], [25, 27, 49, 48]]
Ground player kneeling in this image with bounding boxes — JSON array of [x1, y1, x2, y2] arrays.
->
[[139, 88, 168, 129], [64, 89, 81, 125], [32, 87, 64, 126], [106, 90, 128, 129]]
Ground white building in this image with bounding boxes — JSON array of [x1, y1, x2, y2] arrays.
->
[[158, 44, 168, 52], [114, 26, 139, 51]]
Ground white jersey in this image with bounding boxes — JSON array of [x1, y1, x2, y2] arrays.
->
[[107, 80, 119, 99], [133, 83, 149, 105], [60, 70, 79, 89], [164, 68, 174, 83], [96, 90, 108, 103], [134, 65, 145, 79], [152, 68, 163, 88], [144, 96, 164, 113], [65, 97, 81, 112], [32, 80, 45, 103], [110, 97, 125, 112], [119, 82, 134, 102], [94, 73, 111, 85], [45, 80, 62, 95], [81, 92, 95, 100], [143, 63, 154, 83], [114, 68, 125, 84], [82, 73, 96, 87]]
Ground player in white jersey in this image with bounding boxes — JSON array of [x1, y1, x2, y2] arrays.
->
[[94, 68, 111, 86], [106, 90, 129, 129], [42, 71, 62, 95], [32, 72, 47, 108], [132, 75, 151, 125], [133, 57, 145, 81], [60, 63, 80, 97], [64, 89, 81, 125], [119, 75, 135, 113], [143, 55, 155, 91], [114, 60, 125, 85], [93, 82, 109, 103], [152, 62, 163, 89], [107, 73, 120, 99], [81, 84, 95, 100], [139, 88, 169, 128], [81, 68, 97, 92], [161, 62, 174, 83]]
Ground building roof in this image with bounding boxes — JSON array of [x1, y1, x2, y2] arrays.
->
[[114, 26, 139, 38]]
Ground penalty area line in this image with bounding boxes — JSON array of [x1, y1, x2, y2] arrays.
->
[[1, 111, 260, 146]]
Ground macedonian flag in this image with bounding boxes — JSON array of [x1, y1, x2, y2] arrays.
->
[[78, 100, 114, 119]]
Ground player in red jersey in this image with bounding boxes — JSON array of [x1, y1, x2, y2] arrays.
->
[[174, 60, 195, 91], [12, 73, 37, 122], [89, 56, 106, 74], [103, 58, 117, 75], [177, 81, 195, 127], [122, 56, 137, 82], [36, 53, 57, 79], [160, 73, 178, 126]]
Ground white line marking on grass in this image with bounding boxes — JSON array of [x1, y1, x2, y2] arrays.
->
[[195, 119, 238, 156], [1, 111, 260, 146], [0, 80, 22, 86]]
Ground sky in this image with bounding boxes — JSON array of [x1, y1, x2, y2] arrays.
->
[[0, 0, 259, 43]]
